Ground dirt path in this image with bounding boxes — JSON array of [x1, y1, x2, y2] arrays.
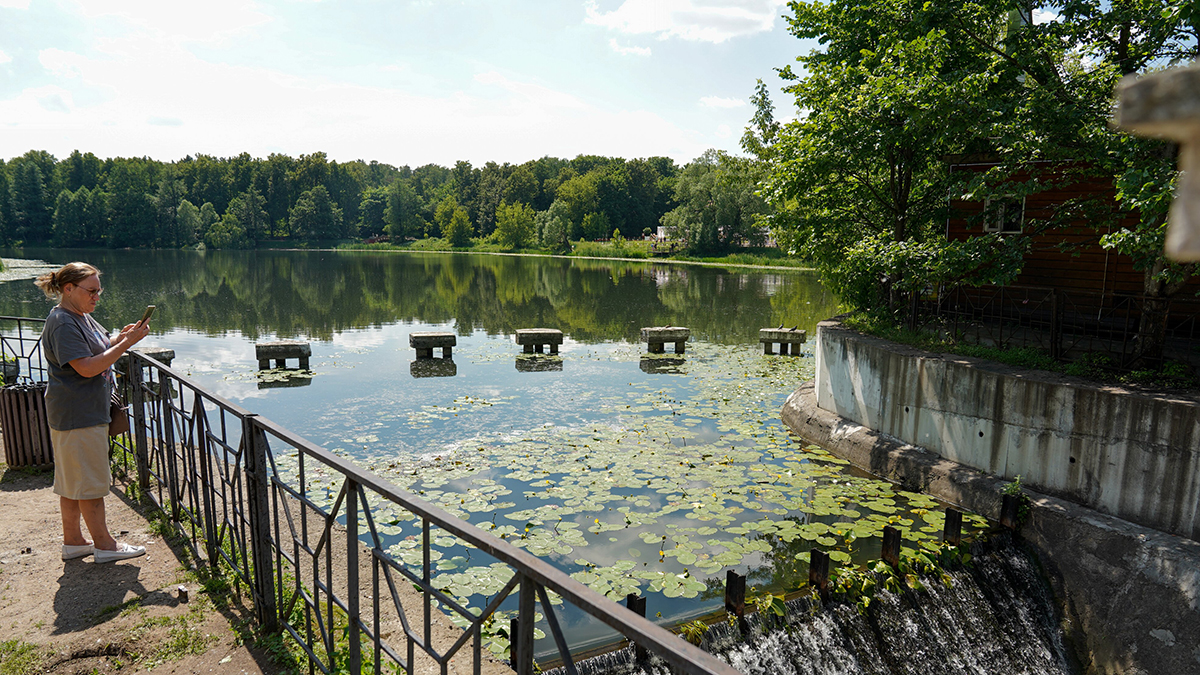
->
[[0, 463, 286, 674]]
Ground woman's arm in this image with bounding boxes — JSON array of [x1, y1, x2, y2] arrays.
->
[[66, 322, 150, 379]]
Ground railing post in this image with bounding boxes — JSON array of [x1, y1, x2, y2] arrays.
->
[[160, 376, 181, 522], [1049, 289, 1062, 360], [516, 573, 536, 675], [127, 354, 150, 494], [346, 478, 361, 673], [242, 415, 279, 633]]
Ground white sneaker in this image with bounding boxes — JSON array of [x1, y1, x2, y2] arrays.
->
[[94, 542, 146, 563], [62, 543, 94, 560]]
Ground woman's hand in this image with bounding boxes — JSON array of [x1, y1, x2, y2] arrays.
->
[[117, 321, 150, 348]]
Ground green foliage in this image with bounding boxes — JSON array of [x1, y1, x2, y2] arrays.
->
[[290, 185, 344, 242], [568, 239, 650, 259], [536, 199, 571, 252], [580, 211, 610, 241], [827, 233, 1027, 311], [1002, 476, 1032, 528], [228, 186, 269, 243], [662, 149, 768, 254], [436, 196, 473, 247], [494, 201, 536, 250], [204, 213, 249, 250], [765, 0, 1197, 322], [384, 178, 426, 240]]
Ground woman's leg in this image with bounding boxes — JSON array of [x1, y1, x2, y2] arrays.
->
[[60, 497, 92, 546], [77, 497, 117, 551]]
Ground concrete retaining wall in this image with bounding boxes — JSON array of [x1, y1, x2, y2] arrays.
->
[[813, 318, 1200, 541]]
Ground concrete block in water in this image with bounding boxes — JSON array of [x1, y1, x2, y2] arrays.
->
[[409, 331, 456, 358], [118, 347, 176, 370], [255, 340, 311, 369], [515, 328, 564, 354], [759, 328, 806, 355], [640, 326, 689, 354]]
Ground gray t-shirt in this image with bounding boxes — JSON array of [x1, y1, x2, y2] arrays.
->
[[42, 306, 112, 430]]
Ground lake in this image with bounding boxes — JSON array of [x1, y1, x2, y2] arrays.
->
[[0, 248, 987, 655]]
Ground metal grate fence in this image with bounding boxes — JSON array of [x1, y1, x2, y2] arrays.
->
[[114, 350, 738, 675]]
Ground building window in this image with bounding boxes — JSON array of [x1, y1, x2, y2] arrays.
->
[[983, 196, 1024, 233]]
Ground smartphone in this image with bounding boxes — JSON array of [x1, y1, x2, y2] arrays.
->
[[138, 305, 156, 326]]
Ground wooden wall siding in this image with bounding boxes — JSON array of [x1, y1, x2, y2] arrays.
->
[[945, 162, 1200, 298]]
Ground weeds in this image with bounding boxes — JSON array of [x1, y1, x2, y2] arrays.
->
[[0, 640, 44, 675], [1002, 477, 1032, 527]]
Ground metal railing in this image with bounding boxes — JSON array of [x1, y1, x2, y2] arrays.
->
[[0, 316, 49, 385], [912, 286, 1200, 370], [114, 350, 739, 675]]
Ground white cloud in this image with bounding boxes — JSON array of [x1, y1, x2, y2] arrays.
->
[[608, 38, 651, 56], [585, 0, 788, 43], [0, 0, 30, 8], [715, 124, 731, 138], [699, 95, 744, 108], [69, 0, 272, 45], [0, 50, 11, 65], [38, 48, 88, 78], [0, 42, 709, 166], [1032, 8, 1060, 24]]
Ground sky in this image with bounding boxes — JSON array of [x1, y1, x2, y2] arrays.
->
[[0, 0, 814, 168]]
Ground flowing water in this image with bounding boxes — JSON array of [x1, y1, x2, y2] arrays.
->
[[552, 536, 1079, 675], [0, 248, 1059, 661]]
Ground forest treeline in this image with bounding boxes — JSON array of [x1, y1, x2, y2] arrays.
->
[[0, 148, 768, 254]]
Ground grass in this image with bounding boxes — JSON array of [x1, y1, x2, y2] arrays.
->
[[335, 238, 811, 269], [0, 640, 43, 675]]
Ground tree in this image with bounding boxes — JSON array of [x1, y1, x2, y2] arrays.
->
[[764, 0, 1035, 309], [177, 199, 201, 246], [555, 172, 599, 239], [103, 158, 157, 247], [198, 202, 219, 241], [537, 200, 571, 252], [289, 185, 343, 242], [229, 186, 269, 243], [662, 149, 769, 254], [358, 185, 388, 238], [11, 160, 53, 242], [58, 150, 103, 192], [52, 189, 85, 246], [435, 195, 472, 247], [581, 211, 610, 241], [153, 174, 187, 247], [204, 212, 249, 249], [385, 179, 426, 239], [494, 201, 536, 250]]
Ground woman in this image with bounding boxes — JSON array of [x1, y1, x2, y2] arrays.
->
[[35, 262, 150, 563]]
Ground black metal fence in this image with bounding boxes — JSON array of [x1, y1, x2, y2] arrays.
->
[[912, 286, 1200, 370], [0, 316, 49, 385], [108, 348, 739, 675]]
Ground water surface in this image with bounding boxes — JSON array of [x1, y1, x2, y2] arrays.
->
[[0, 248, 986, 655]]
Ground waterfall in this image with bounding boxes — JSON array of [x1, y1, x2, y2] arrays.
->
[[549, 535, 1079, 675]]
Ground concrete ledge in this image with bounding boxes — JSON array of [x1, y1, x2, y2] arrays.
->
[[813, 318, 1200, 541], [784, 381, 1200, 675]]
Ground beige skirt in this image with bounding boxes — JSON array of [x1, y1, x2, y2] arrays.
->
[[51, 424, 111, 500]]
